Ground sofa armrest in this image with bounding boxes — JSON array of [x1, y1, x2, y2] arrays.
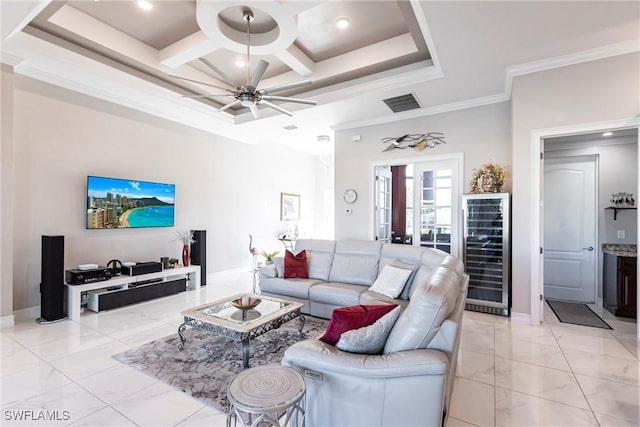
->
[[282, 339, 449, 378]]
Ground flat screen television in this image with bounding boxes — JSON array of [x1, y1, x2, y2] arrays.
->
[[86, 176, 175, 229]]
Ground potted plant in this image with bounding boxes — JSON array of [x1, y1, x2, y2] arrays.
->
[[260, 250, 279, 265]]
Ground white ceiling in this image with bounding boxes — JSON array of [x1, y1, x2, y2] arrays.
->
[[1, 1, 639, 156]]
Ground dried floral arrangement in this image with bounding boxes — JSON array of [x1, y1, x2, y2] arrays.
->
[[469, 162, 507, 193]]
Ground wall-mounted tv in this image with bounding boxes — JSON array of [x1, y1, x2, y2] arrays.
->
[[86, 176, 175, 229]]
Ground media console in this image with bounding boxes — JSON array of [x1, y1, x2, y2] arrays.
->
[[65, 265, 201, 321]]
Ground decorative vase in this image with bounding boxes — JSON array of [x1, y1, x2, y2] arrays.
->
[[182, 244, 190, 266]]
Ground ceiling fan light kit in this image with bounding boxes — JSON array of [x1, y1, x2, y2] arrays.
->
[[172, 8, 317, 120]]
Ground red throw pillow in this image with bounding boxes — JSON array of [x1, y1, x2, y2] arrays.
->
[[284, 250, 308, 279], [319, 304, 398, 345]]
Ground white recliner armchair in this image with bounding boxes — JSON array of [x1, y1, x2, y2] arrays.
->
[[282, 265, 469, 427]]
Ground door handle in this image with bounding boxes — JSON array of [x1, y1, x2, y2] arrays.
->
[[582, 246, 594, 251]]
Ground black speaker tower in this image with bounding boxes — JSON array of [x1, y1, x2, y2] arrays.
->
[[38, 235, 67, 323], [191, 230, 207, 286]]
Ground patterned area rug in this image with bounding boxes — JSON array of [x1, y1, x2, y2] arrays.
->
[[113, 316, 327, 413]]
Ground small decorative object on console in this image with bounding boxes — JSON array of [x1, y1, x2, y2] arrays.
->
[[610, 192, 635, 207]]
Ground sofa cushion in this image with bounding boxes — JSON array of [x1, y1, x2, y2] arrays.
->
[[369, 265, 412, 299], [383, 267, 459, 354], [294, 239, 336, 281], [336, 306, 401, 354], [309, 282, 367, 307], [284, 250, 308, 279], [259, 277, 322, 300], [329, 240, 382, 285], [319, 304, 397, 345]]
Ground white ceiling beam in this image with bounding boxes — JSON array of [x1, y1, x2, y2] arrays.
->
[[1, 0, 51, 42], [47, 4, 230, 93], [275, 44, 315, 77], [159, 31, 219, 69]]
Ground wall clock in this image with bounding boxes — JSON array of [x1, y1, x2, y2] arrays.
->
[[343, 189, 358, 204]]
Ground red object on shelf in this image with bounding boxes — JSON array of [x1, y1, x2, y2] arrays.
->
[[182, 244, 190, 266]]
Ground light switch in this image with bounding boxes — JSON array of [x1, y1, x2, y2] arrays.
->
[[617, 230, 625, 238]]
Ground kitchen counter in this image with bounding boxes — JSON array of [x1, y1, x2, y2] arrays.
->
[[602, 243, 637, 257]]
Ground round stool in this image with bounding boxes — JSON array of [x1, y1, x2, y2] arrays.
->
[[227, 365, 305, 427]]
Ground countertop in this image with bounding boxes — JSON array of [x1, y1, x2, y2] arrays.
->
[[602, 243, 637, 257]]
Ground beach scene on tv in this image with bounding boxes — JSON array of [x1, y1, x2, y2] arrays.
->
[[87, 176, 175, 229]]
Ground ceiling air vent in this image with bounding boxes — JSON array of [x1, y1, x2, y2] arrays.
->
[[382, 93, 421, 113]]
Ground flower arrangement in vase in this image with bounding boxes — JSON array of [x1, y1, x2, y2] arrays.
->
[[469, 162, 507, 193], [175, 230, 196, 266]]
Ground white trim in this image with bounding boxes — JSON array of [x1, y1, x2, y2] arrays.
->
[[0, 52, 23, 67], [510, 312, 531, 324], [505, 39, 639, 98], [529, 117, 640, 327], [1, 315, 15, 328], [12, 306, 41, 323]]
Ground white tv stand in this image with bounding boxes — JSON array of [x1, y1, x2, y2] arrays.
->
[[65, 265, 200, 321]]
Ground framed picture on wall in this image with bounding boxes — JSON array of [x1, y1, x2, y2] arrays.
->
[[280, 193, 300, 221]]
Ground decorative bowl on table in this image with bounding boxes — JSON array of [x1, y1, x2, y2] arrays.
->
[[231, 296, 262, 311]]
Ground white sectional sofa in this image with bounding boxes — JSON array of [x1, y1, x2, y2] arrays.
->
[[258, 238, 469, 426]]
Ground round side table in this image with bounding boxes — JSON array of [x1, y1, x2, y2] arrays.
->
[[227, 365, 305, 427]]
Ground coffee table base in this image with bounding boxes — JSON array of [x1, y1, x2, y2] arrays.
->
[[178, 313, 305, 369]]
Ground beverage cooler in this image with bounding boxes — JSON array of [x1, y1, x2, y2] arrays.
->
[[462, 193, 511, 316]]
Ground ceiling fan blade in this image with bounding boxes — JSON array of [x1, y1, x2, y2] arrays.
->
[[260, 100, 293, 117], [181, 94, 234, 98], [261, 95, 317, 106], [259, 80, 312, 95], [249, 59, 269, 89], [199, 58, 238, 88], [248, 102, 260, 119], [218, 99, 240, 112], [169, 75, 233, 93]]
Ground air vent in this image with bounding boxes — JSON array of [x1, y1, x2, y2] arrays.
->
[[382, 93, 421, 113], [283, 125, 299, 131]]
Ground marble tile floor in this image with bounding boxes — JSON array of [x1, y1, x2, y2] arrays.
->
[[1, 271, 638, 427]]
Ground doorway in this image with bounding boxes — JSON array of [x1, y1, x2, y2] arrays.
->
[[543, 155, 597, 303]]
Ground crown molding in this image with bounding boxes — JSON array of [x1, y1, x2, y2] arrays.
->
[[505, 39, 640, 97], [0, 52, 23, 66], [332, 92, 508, 131]]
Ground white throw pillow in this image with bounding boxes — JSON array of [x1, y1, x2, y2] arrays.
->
[[369, 265, 412, 299], [336, 306, 401, 354]]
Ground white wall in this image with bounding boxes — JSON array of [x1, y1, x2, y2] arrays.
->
[[546, 140, 638, 300], [1, 65, 15, 321], [10, 76, 326, 312], [334, 102, 511, 240], [511, 52, 640, 315]]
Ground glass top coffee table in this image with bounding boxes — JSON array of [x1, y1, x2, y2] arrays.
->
[[178, 294, 305, 369]]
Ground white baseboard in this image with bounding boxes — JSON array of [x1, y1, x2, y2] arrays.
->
[[12, 306, 41, 323], [510, 311, 532, 324], [1, 314, 15, 328]]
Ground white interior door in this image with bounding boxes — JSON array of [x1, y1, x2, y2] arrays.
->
[[543, 156, 597, 303]]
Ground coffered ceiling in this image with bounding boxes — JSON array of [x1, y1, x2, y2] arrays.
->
[[2, 1, 639, 155]]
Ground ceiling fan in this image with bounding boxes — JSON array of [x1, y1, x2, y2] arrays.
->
[[171, 9, 317, 119]]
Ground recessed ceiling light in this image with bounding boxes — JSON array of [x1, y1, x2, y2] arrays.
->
[[136, 0, 153, 11], [336, 18, 350, 29], [234, 58, 246, 67], [602, 131, 613, 137], [317, 135, 330, 142]]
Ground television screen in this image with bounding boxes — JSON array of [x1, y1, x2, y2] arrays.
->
[[86, 176, 175, 229]]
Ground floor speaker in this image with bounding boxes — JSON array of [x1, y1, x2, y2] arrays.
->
[[191, 230, 207, 286], [39, 235, 66, 323]]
